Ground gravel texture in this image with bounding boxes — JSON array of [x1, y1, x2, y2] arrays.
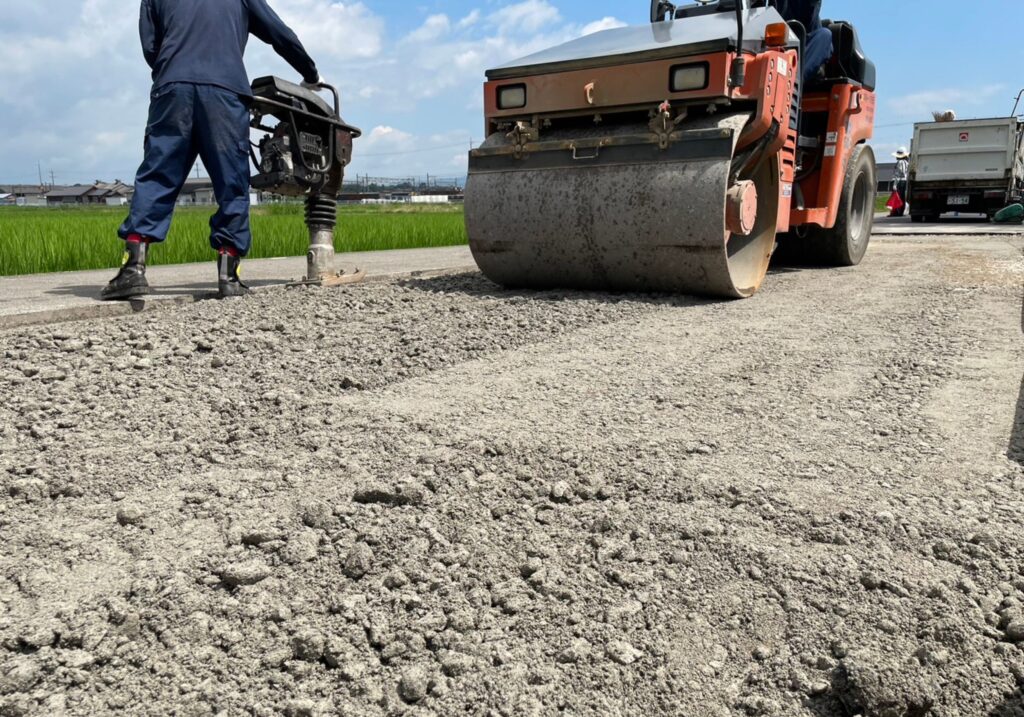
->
[[1, 234, 1023, 716]]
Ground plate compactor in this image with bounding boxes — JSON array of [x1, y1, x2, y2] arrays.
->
[[249, 77, 363, 286], [464, 0, 877, 298]]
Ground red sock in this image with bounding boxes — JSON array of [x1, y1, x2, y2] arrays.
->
[[219, 247, 240, 258], [126, 234, 154, 244]]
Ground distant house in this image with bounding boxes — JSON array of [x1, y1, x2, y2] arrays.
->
[[0, 184, 49, 206], [46, 185, 93, 205], [86, 181, 134, 206], [42, 181, 133, 206], [876, 162, 896, 193], [178, 178, 216, 205]]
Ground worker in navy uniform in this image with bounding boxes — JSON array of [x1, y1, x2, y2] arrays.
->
[[103, 0, 323, 300], [776, 0, 834, 86]]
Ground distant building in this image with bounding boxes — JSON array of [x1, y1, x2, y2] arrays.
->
[[45, 185, 93, 205], [876, 162, 896, 193], [0, 184, 48, 206], [41, 181, 133, 206], [86, 181, 134, 206], [178, 178, 216, 205]]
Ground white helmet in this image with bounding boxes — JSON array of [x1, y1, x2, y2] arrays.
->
[[893, 147, 909, 159]]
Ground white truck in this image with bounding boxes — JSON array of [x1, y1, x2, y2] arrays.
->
[[909, 117, 1023, 222]]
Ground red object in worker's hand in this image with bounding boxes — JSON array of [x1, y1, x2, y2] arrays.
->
[[886, 191, 904, 213]]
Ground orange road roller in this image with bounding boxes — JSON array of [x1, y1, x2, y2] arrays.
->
[[465, 0, 877, 298]]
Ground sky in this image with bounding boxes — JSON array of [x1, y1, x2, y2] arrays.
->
[[1, 0, 1022, 185]]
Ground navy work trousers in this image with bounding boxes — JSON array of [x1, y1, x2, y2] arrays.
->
[[120, 83, 253, 256], [802, 28, 834, 85]]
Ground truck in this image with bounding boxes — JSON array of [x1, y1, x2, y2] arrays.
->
[[909, 117, 1024, 222]]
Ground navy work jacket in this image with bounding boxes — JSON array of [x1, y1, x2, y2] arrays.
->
[[776, 0, 825, 32], [139, 0, 318, 97]]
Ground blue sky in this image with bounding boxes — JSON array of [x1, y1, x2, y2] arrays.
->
[[1, 0, 1021, 185]]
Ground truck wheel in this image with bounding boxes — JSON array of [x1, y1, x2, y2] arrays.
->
[[813, 144, 876, 266]]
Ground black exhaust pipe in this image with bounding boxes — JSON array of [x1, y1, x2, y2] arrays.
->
[[730, 0, 747, 88]]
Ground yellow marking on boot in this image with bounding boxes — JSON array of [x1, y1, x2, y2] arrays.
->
[[121, 251, 130, 266]]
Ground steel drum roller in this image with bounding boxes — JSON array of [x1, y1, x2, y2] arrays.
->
[[466, 112, 778, 298]]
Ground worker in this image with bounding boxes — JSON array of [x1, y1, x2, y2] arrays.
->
[[776, 0, 834, 86], [890, 147, 910, 217], [102, 0, 324, 301]]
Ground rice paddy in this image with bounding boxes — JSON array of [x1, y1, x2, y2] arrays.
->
[[0, 203, 468, 276]]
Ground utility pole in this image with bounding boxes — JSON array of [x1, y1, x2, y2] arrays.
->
[[37, 161, 43, 187], [49, 170, 55, 188], [195, 164, 201, 179]]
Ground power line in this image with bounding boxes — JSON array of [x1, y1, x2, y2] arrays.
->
[[359, 139, 472, 158]]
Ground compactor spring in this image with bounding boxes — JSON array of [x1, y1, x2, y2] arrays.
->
[[305, 195, 337, 229]]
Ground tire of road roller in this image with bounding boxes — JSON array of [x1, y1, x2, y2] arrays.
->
[[780, 144, 876, 267], [816, 143, 876, 266], [465, 113, 780, 299]]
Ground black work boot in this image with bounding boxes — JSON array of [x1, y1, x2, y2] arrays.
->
[[101, 240, 150, 301], [218, 251, 250, 298]]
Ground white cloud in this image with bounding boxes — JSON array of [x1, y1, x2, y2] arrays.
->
[[887, 85, 1005, 119], [457, 10, 482, 30], [363, 125, 415, 150], [405, 14, 451, 44], [581, 17, 628, 36], [266, 0, 384, 60], [489, 0, 563, 35]]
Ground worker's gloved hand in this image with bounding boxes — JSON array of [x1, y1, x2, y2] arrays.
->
[[301, 74, 324, 90]]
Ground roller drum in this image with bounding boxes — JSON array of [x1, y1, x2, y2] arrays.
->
[[465, 112, 778, 298]]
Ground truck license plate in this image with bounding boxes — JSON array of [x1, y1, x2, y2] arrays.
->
[[948, 195, 969, 206]]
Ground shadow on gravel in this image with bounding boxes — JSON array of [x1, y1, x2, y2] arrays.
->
[[400, 272, 721, 308], [1011, 282, 1024, 465], [45, 280, 282, 300], [991, 690, 1024, 717]]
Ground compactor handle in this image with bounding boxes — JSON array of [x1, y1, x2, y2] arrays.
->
[[308, 82, 341, 118]]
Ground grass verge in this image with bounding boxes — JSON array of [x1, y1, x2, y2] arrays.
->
[[0, 204, 468, 276]]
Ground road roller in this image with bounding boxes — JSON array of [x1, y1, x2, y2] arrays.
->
[[464, 0, 877, 298]]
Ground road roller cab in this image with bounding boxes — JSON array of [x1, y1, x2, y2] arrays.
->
[[465, 0, 877, 298]]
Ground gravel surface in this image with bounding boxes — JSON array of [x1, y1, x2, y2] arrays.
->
[[1, 234, 1023, 716]]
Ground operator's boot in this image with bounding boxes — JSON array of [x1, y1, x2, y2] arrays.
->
[[101, 237, 150, 301], [217, 250, 250, 298]]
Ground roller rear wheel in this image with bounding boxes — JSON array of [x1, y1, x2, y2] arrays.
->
[[816, 143, 875, 266]]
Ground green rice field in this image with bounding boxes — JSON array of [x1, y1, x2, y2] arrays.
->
[[0, 203, 468, 276]]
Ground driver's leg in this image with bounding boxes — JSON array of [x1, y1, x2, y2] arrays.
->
[[801, 28, 833, 85]]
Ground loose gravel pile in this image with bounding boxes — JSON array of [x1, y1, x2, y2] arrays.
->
[[1, 236, 1023, 717]]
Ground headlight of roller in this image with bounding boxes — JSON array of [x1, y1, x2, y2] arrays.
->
[[670, 63, 709, 92], [497, 84, 527, 110]]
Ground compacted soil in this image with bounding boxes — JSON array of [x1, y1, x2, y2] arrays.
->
[[1, 234, 1023, 717]]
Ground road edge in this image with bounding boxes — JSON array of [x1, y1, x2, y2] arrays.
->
[[0, 266, 479, 331]]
